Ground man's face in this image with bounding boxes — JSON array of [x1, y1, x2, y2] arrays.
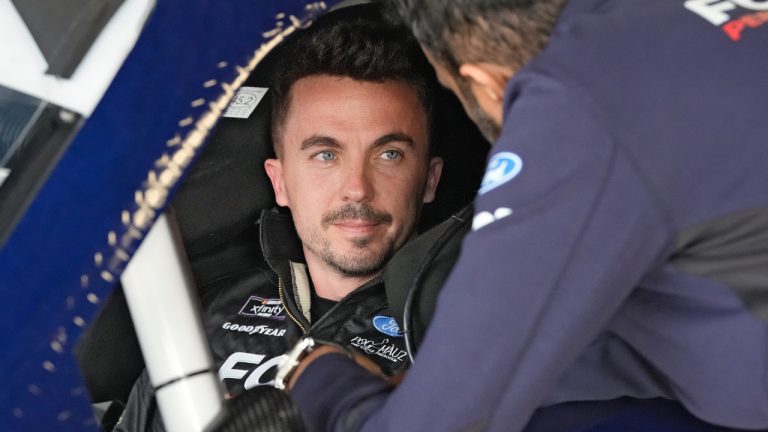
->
[[265, 76, 442, 277], [423, 50, 502, 143]]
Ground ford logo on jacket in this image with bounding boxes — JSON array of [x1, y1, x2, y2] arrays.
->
[[373, 315, 402, 337]]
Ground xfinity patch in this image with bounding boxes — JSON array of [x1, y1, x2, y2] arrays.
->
[[479, 152, 523, 195], [239, 296, 285, 320], [372, 315, 402, 337], [223, 86, 268, 119]]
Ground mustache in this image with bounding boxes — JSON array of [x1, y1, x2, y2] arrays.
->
[[322, 204, 392, 227]]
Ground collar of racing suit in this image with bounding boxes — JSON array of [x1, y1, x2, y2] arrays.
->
[[257, 208, 384, 334]]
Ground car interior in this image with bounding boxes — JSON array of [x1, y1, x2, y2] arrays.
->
[[75, 2, 491, 429]]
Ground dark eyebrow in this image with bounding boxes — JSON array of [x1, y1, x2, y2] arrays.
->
[[300, 135, 340, 151], [373, 132, 414, 148]]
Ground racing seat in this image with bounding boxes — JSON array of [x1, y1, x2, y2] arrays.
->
[[75, 1, 489, 425]]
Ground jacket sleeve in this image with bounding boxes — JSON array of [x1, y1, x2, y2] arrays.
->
[[290, 75, 672, 432], [113, 370, 162, 432]]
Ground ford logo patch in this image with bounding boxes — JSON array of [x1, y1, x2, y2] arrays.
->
[[479, 151, 523, 195], [372, 315, 402, 337]]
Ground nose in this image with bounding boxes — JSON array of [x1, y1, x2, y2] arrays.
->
[[341, 161, 374, 203]]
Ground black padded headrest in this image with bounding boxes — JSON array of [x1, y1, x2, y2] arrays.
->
[[170, 52, 279, 267]]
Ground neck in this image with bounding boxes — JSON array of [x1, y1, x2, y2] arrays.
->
[[303, 251, 379, 301]]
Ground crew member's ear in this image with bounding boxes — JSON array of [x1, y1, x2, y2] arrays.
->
[[422, 156, 444, 204], [264, 158, 289, 207], [457, 63, 508, 103]]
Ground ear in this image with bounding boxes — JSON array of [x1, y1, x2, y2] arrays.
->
[[458, 63, 507, 103], [264, 158, 289, 207], [422, 157, 444, 204]]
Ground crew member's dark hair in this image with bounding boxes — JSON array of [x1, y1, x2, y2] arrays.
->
[[388, 0, 567, 72], [271, 4, 436, 156]]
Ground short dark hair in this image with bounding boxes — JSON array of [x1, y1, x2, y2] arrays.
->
[[388, 0, 566, 72], [271, 4, 436, 156]]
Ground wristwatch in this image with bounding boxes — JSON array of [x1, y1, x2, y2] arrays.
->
[[274, 337, 352, 390]]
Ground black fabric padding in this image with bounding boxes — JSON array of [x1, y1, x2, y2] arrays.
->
[[171, 61, 279, 260], [184, 224, 264, 288], [75, 284, 145, 404], [385, 205, 473, 356], [258, 209, 305, 264], [170, 43, 282, 290]]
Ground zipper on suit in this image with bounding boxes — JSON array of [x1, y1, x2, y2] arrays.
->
[[278, 272, 382, 335], [278, 277, 307, 333]]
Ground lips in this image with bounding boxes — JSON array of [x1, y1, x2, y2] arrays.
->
[[332, 219, 381, 235]]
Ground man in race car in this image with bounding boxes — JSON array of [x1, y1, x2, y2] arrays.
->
[[286, 0, 768, 431], [114, 7, 442, 431]]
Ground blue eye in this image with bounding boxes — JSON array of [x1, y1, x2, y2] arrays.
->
[[381, 150, 401, 160], [314, 151, 336, 161]]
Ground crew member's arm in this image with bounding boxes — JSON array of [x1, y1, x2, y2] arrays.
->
[[290, 76, 671, 432]]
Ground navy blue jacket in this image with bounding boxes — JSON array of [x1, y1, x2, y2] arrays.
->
[[291, 1, 768, 430]]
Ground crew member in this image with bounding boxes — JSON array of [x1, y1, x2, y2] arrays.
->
[[287, 1, 768, 430]]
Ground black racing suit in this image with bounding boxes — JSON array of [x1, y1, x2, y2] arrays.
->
[[114, 210, 408, 431]]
